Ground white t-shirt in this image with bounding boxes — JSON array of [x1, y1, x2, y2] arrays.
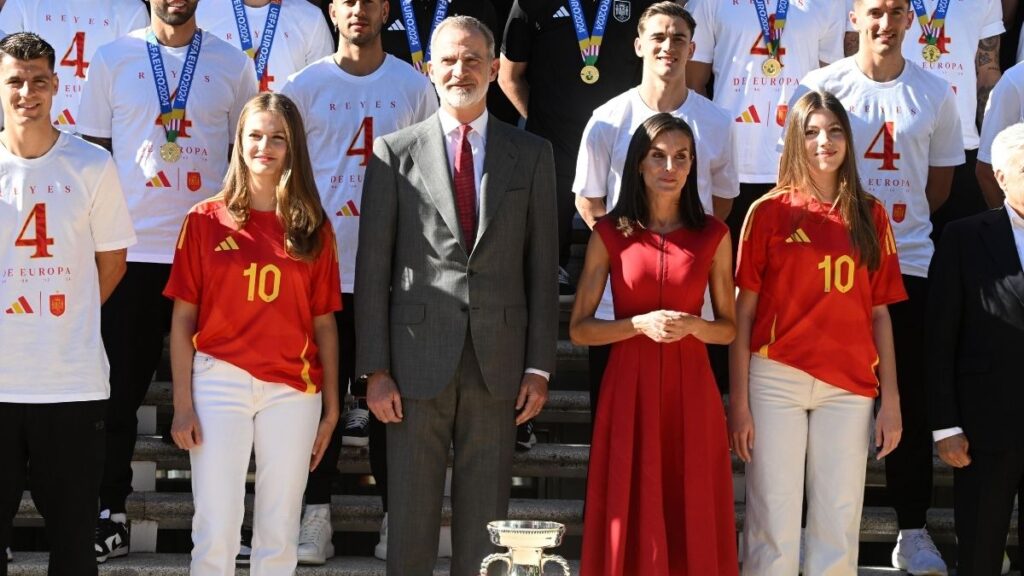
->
[[573, 88, 736, 319], [0, 0, 149, 132], [195, 0, 333, 93], [793, 57, 965, 277], [978, 61, 1024, 164], [688, 0, 846, 184], [77, 29, 258, 264], [843, 0, 1003, 149], [0, 132, 136, 403], [281, 55, 437, 292]]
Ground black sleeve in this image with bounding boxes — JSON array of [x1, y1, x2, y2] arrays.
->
[[502, 0, 533, 62], [925, 221, 965, 432]]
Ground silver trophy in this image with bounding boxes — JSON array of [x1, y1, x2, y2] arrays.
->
[[478, 520, 571, 575]]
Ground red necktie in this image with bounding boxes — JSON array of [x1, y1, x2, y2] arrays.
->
[[454, 124, 477, 248]]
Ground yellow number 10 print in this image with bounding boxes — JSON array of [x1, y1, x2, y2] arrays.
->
[[242, 263, 281, 302], [817, 255, 855, 293]]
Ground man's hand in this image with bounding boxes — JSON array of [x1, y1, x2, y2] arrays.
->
[[937, 433, 972, 468], [367, 371, 403, 423], [515, 373, 548, 425]]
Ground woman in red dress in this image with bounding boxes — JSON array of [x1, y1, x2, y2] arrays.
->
[[571, 113, 739, 575]]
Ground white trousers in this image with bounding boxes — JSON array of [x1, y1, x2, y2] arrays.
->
[[741, 356, 874, 576], [188, 353, 321, 576]]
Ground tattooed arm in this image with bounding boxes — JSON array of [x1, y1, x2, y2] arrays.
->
[[976, 35, 1002, 131]]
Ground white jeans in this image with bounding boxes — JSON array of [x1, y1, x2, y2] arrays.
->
[[741, 356, 874, 576], [188, 353, 321, 576]]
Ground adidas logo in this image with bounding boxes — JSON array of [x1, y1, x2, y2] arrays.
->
[[735, 105, 761, 124], [53, 108, 76, 126], [215, 237, 240, 251], [387, 20, 405, 31], [5, 295, 34, 314], [784, 228, 811, 243], [552, 6, 570, 18], [336, 200, 360, 217], [146, 171, 172, 188]]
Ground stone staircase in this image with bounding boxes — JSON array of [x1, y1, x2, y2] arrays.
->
[[8, 297, 1021, 574]]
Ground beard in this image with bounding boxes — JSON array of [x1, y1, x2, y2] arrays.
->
[[154, 1, 199, 26], [339, 22, 383, 47], [435, 82, 488, 110]]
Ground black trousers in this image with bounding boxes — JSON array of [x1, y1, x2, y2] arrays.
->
[[953, 446, 1024, 576], [587, 344, 611, 426], [305, 294, 388, 511], [932, 149, 985, 241], [556, 172, 575, 269], [0, 400, 106, 576], [884, 275, 932, 529], [99, 262, 173, 514]]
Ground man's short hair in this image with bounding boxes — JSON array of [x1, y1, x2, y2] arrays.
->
[[852, 0, 911, 9], [638, 2, 696, 37], [430, 15, 496, 60], [0, 32, 56, 71], [991, 123, 1024, 176]]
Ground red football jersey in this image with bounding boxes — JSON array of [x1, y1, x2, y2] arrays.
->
[[736, 189, 907, 397], [164, 199, 342, 394]]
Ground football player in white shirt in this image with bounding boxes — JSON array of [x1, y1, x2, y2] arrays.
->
[[791, 1, 965, 574], [979, 61, 1024, 208], [685, 0, 846, 246], [0, 32, 134, 576], [0, 0, 149, 132], [573, 1, 737, 417], [76, 0, 257, 562], [844, 0, 1004, 237], [195, 0, 333, 93], [279, 0, 436, 564]]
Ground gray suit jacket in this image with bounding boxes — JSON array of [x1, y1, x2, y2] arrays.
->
[[354, 113, 558, 400]]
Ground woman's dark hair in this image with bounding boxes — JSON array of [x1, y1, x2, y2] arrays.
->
[[606, 113, 705, 236]]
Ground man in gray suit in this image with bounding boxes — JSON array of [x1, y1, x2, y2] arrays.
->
[[354, 15, 558, 576]]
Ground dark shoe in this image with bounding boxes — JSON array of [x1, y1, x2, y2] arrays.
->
[[558, 266, 575, 303], [516, 420, 537, 452], [95, 511, 129, 563]]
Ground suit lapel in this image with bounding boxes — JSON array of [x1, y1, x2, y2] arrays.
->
[[476, 120, 518, 246], [412, 116, 467, 253], [980, 208, 1024, 309]]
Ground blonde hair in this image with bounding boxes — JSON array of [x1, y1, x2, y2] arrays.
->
[[220, 93, 326, 262], [777, 90, 881, 270]]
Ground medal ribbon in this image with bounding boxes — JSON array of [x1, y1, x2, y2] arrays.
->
[[146, 29, 203, 145], [568, 0, 612, 67], [400, 0, 449, 73], [910, 0, 949, 45], [753, 0, 789, 58], [232, 0, 283, 81]]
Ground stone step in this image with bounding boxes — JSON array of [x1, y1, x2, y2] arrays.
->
[[15, 492, 1016, 544], [6, 553, 1022, 576], [131, 436, 590, 479], [143, 385, 591, 425]]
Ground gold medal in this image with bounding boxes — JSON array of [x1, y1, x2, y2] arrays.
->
[[762, 57, 782, 78], [160, 141, 181, 163], [580, 65, 600, 85], [922, 43, 941, 63]]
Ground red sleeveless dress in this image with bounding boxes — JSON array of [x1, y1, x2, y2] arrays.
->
[[581, 217, 738, 576]]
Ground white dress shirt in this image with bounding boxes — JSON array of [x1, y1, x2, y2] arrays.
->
[[933, 201, 1024, 443], [436, 107, 549, 383]]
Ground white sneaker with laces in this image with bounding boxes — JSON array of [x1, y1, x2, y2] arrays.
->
[[296, 504, 334, 565], [892, 528, 948, 575], [374, 513, 388, 560]]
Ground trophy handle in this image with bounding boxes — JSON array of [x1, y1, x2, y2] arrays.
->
[[541, 554, 571, 576], [479, 552, 512, 575]]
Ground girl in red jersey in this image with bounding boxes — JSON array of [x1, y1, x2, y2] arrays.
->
[[163, 93, 341, 576], [571, 114, 739, 575], [730, 90, 906, 576]]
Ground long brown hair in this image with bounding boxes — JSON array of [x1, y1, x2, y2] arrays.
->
[[607, 113, 706, 236], [778, 90, 881, 270], [220, 92, 325, 261]]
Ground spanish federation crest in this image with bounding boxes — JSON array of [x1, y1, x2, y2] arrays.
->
[[613, 0, 631, 23], [49, 293, 65, 317]]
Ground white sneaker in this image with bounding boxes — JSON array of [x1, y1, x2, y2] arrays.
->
[[296, 504, 334, 565], [892, 528, 948, 575], [6, 547, 11, 562], [1002, 550, 1011, 575], [374, 513, 388, 560]]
